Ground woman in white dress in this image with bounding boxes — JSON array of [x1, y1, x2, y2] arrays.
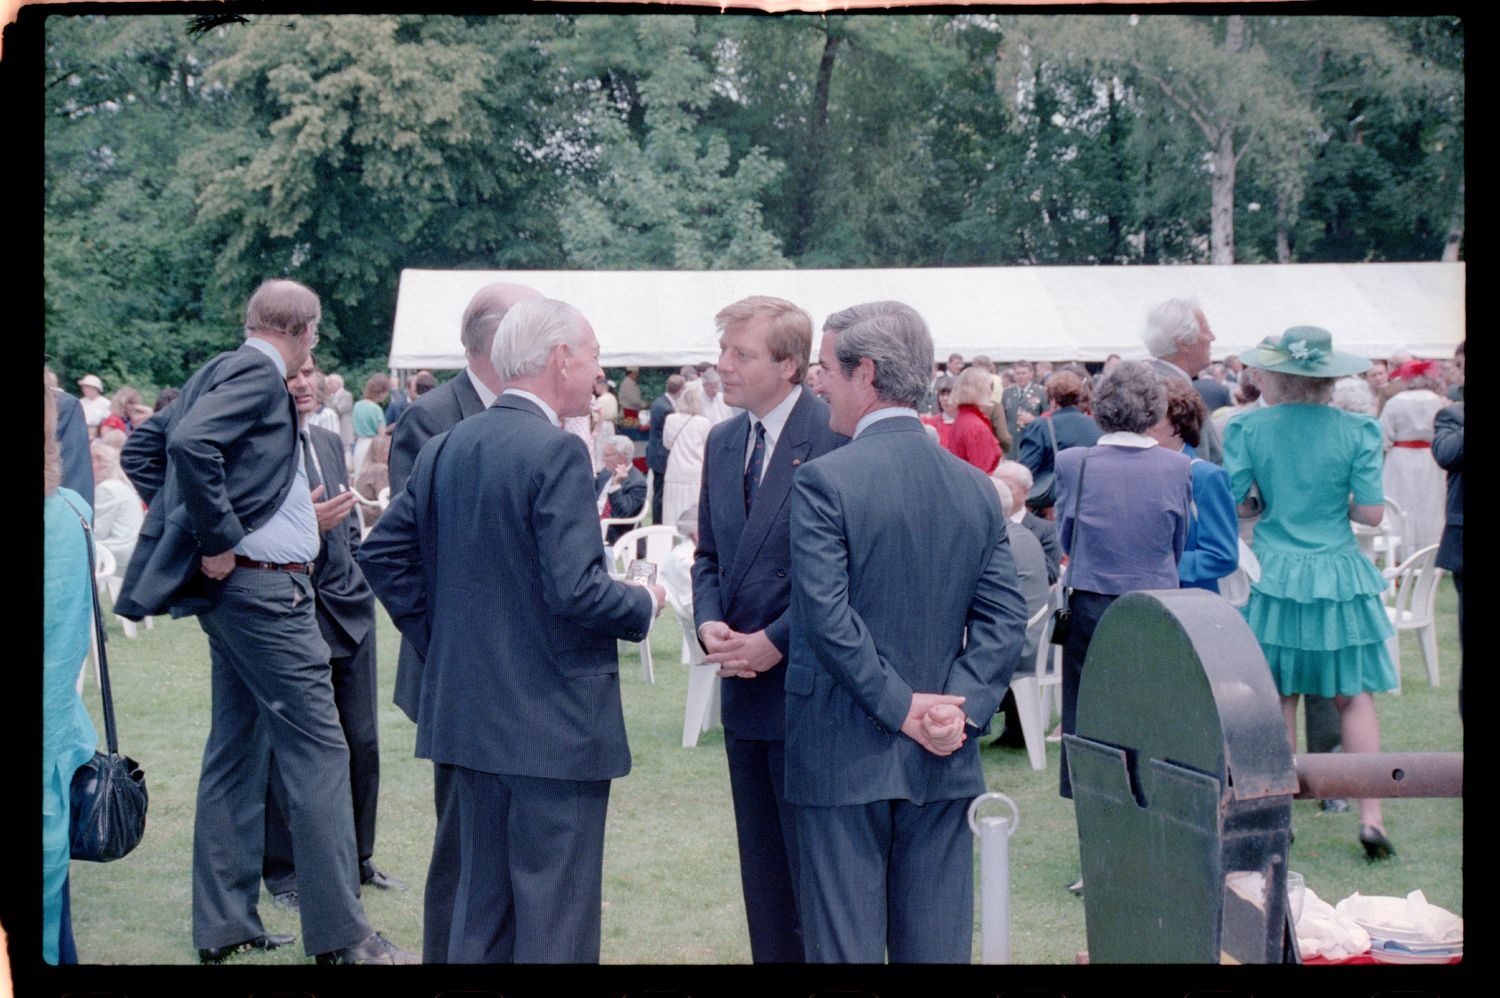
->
[[90, 440, 145, 578], [1379, 362, 1447, 561], [662, 384, 713, 529]]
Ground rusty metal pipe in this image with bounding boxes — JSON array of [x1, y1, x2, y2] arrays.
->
[[1293, 752, 1462, 800]]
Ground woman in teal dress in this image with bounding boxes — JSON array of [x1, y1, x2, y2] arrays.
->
[[44, 381, 100, 963], [1224, 327, 1398, 859]]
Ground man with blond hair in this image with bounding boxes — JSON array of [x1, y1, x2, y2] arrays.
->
[[693, 294, 843, 961]]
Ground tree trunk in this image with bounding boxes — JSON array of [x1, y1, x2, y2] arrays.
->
[[1209, 127, 1236, 265], [1441, 176, 1463, 262], [789, 28, 840, 258], [1275, 185, 1292, 263]]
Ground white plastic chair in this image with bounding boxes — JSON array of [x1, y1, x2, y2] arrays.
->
[[1356, 497, 1406, 574], [669, 600, 721, 748], [609, 525, 681, 683], [1382, 543, 1443, 691], [600, 473, 652, 541], [1006, 583, 1066, 771]]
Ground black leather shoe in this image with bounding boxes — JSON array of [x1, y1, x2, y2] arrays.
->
[[199, 932, 295, 964], [360, 867, 408, 891], [1360, 824, 1396, 860], [315, 931, 420, 965], [271, 890, 300, 913]]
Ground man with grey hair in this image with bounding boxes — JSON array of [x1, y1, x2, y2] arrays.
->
[[595, 433, 647, 542], [383, 280, 539, 962], [1141, 297, 1225, 462], [991, 460, 1061, 584], [360, 297, 664, 963], [697, 367, 734, 424], [786, 300, 1028, 962]]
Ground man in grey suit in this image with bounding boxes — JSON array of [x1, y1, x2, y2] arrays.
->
[[385, 281, 538, 962], [1142, 297, 1224, 463], [116, 279, 414, 964], [785, 301, 1028, 962], [692, 295, 844, 962], [359, 298, 664, 963], [645, 374, 685, 524], [261, 354, 401, 914]]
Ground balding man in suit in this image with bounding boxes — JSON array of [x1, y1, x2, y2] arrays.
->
[[386, 281, 539, 962], [360, 298, 663, 962]]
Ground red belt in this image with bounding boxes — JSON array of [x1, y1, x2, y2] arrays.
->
[[234, 556, 313, 574], [1391, 440, 1431, 449]]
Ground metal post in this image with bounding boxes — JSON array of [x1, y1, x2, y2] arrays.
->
[[968, 792, 1020, 965]]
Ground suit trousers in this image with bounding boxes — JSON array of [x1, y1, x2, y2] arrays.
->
[[651, 469, 666, 525], [794, 797, 973, 963], [423, 760, 461, 963], [192, 568, 370, 955], [724, 731, 803, 963], [449, 766, 611, 963], [264, 632, 381, 894]]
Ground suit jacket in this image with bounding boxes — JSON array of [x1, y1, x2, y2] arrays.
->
[[305, 424, 376, 655], [1193, 377, 1232, 412], [115, 344, 300, 620], [784, 416, 1028, 806], [1017, 406, 1102, 480], [645, 393, 677, 475], [358, 395, 653, 781], [691, 390, 845, 740], [1432, 403, 1463, 573], [386, 369, 487, 719], [1021, 511, 1061, 585], [1008, 525, 1051, 676], [596, 465, 647, 543], [53, 389, 95, 505], [389, 371, 486, 496]]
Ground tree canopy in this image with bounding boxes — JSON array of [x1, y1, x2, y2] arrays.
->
[[41, 11, 1462, 390]]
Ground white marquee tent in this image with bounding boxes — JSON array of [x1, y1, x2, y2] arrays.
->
[[387, 262, 1464, 372]]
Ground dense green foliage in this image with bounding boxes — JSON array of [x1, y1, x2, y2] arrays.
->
[[43, 12, 1462, 389]]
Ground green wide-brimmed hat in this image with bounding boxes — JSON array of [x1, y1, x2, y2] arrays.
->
[[1238, 326, 1371, 378]]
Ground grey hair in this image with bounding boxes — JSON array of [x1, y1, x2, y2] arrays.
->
[[992, 459, 1034, 495], [1260, 370, 1334, 406], [1330, 377, 1377, 416], [676, 503, 699, 540], [991, 475, 1015, 517], [491, 298, 587, 382], [603, 434, 635, 460], [822, 301, 933, 408], [1093, 360, 1167, 433], [1141, 298, 1204, 359], [700, 368, 721, 386]]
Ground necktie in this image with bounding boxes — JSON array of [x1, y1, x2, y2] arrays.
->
[[744, 421, 766, 513]]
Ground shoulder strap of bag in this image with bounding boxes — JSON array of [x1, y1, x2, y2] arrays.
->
[[1062, 446, 1090, 593], [60, 493, 120, 756], [1046, 412, 1060, 460]]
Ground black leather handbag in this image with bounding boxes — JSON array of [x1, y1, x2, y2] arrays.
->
[[64, 496, 148, 863]]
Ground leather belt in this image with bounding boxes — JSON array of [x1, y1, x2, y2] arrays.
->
[[234, 556, 314, 574], [1391, 440, 1431, 449]]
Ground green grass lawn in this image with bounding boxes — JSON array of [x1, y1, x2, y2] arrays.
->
[[66, 578, 1463, 965]]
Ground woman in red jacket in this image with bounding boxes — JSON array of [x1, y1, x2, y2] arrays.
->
[[944, 366, 1002, 473]]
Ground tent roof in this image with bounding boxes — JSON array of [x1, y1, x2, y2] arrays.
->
[[388, 262, 1465, 370]]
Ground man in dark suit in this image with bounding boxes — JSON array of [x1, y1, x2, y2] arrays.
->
[[690, 295, 844, 963], [645, 374, 685, 524], [1016, 369, 1101, 506], [261, 354, 402, 914], [596, 433, 648, 543], [993, 461, 1061, 584], [785, 301, 1028, 962], [51, 383, 95, 503], [359, 297, 664, 963], [1432, 395, 1462, 717], [386, 281, 538, 962], [116, 279, 414, 965], [1142, 297, 1225, 463]]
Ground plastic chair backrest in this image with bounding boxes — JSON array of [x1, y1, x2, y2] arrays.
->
[[94, 542, 117, 580], [600, 474, 653, 539], [610, 525, 681, 577], [1390, 543, 1441, 624]]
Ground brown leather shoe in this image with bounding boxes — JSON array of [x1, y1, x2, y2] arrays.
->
[[315, 931, 420, 965]]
